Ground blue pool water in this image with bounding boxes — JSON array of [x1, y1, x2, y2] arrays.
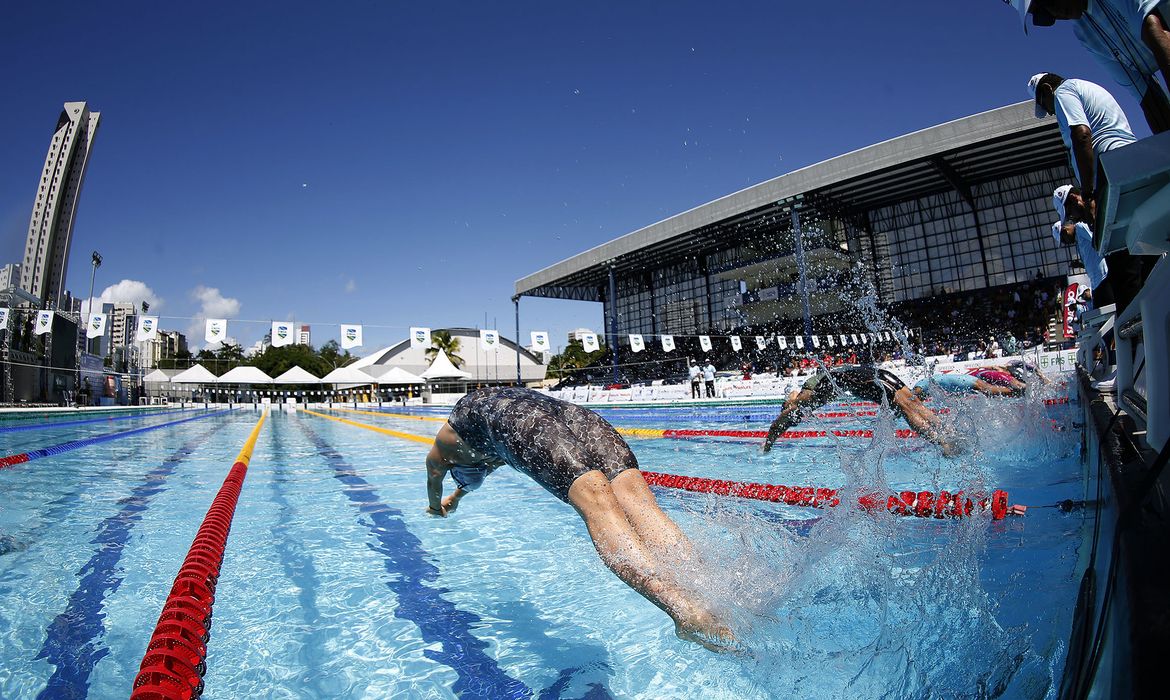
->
[[0, 387, 1085, 699]]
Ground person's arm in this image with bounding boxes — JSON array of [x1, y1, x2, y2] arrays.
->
[[425, 444, 449, 516], [762, 389, 812, 452], [1070, 124, 1097, 196]]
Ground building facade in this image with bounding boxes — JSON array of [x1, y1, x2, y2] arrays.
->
[[20, 101, 101, 310]]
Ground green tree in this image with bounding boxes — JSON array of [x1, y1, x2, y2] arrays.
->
[[544, 339, 606, 380], [425, 330, 464, 368], [248, 344, 329, 380], [318, 339, 354, 370]]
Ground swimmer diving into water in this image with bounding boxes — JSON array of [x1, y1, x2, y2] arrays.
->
[[761, 364, 957, 454], [425, 386, 736, 651]]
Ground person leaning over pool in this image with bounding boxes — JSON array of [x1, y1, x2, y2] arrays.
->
[[424, 386, 736, 651]]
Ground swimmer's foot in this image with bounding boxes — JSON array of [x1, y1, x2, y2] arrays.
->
[[675, 613, 742, 655]]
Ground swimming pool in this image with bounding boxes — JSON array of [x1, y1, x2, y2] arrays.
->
[[0, 387, 1084, 699]]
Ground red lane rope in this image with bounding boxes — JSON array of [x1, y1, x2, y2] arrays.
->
[[130, 413, 267, 700], [660, 428, 920, 440], [641, 470, 1011, 520]]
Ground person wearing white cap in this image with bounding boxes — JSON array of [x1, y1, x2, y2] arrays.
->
[[1028, 72, 1136, 212], [1009, 1, 1170, 132], [1051, 184, 1114, 306]]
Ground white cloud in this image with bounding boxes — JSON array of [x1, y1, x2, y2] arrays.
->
[[188, 285, 241, 349], [80, 279, 163, 316]]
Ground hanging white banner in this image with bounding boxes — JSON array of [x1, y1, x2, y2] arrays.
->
[[827, 335, 836, 348], [795, 335, 805, 349], [205, 318, 227, 345], [851, 334, 859, 345], [35, 311, 53, 335], [580, 332, 598, 353], [778, 335, 788, 350], [481, 329, 500, 352], [87, 313, 107, 339], [730, 335, 742, 351], [0, 308, 9, 329], [340, 324, 363, 349], [699, 335, 712, 352], [839, 334, 847, 346], [271, 321, 294, 347], [661, 335, 675, 352], [530, 331, 550, 353], [410, 327, 431, 349], [136, 316, 158, 341], [629, 334, 645, 353], [755, 336, 766, 350], [811, 335, 821, 348], [861, 333, 868, 344]]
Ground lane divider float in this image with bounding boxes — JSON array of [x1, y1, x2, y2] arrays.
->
[[616, 427, 919, 441], [329, 407, 446, 423], [0, 406, 196, 434], [301, 409, 435, 445], [130, 411, 269, 700], [0, 409, 232, 471]]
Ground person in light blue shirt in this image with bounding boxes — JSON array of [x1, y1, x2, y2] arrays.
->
[[1011, 1, 1170, 132], [1029, 73, 1137, 206], [1052, 184, 1113, 303]]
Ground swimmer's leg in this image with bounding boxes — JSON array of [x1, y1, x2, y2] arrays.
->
[[567, 471, 735, 651], [610, 469, 693, 561]]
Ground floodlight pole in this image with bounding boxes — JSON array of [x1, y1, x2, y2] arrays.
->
[[513, 296, 521, 386], [789, 203, 814, 348], [608, 266, 619, 386]]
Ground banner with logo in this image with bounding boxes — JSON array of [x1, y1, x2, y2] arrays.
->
[[826, 335, 836, 348], [205, 318, 227, 345], [580, 332, 598, 353], [730, 335, 742, 351], [755, 336, 766, 350], [629, 334, 645, 353], [1063, 282, 1087, 338], [340, 323, 363, 349], [851, 334, 859, 345], [271, 321, 294, 347], [480, 329, 500, 352], [35, 311, 53, 335], [87, 313, 107, 339], [410, 327, 431, 349], [136, 315, 158, 341], [698, 335, 712, 352], [661, 334, 675, 352], [530, 331, 550, 353], [839, 334, 847, 345], [778, 335, 788, 350], [811, 335, 820, 348], [0, 308, 9, 330], [860, 333, 868, 344]]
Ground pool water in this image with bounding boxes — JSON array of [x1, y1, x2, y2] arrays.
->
[[0, 386, 1085, 699]]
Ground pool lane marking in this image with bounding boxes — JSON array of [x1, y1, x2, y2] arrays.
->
[[329, 407, 447, 423], [0, 409, 234, 470], [301, 409, 435, 445], [293, 419, 531, 699], [131, 410, 269, 699], [0, 406, 197, 433], [32, 421, 233, 700]]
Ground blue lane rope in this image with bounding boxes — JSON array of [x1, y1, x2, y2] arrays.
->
[[0, 409, 233, 468], [0, 407, 196, 433]]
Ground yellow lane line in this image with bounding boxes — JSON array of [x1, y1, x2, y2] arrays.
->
[[329, 407, 446, 423], [302, 409, 435, 446], [616, 427, 666, 438], [234, 411, 269, 466]]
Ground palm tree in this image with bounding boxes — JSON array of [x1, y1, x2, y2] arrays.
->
[[425, 330, 465, 368]]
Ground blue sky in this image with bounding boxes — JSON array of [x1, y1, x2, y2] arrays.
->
[[0, 1, 1133, 354]]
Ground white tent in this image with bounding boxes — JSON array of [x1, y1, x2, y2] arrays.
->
[[143, 369, 172, 383], [169, 364, 219, 384], [272, 366, 322, 384], [321, 366, 377, 384], [371, 366, 425, 384], [421, 349, 471, 380], [216, 366, 274, 385]]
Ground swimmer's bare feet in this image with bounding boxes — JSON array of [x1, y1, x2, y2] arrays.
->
[[674, 610, 740, 654]]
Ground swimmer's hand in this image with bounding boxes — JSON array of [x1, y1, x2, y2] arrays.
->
[[441, 494, 460, 513], [425, 504, 447, 517]]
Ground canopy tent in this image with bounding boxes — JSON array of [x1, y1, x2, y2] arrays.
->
[[321, 365, 377, 384], [421, 350, 471, 380], [216, 366, 274, 385], [272, 366, 322, 384], [368, 366, 425, 384], [143, 369, 172, 383], [169, 364, 219, 384]]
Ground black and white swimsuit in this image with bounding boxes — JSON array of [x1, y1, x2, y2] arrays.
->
[[446, 387, 637, 502]]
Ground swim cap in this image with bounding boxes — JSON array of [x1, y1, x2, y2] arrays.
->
[[1053, 184, 1072, 220]]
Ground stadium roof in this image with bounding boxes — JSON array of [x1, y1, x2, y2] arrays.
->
[[515, 101, 1068, 301]]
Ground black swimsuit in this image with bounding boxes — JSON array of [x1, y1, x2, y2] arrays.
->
[[446, 387, 637, 502]]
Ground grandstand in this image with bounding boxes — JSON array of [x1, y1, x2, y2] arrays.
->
[[516, 102, 1078, 385]]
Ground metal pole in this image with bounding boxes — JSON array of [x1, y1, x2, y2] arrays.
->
[[513, 296, 521, 386], [608, 267, 619, 385], [791, 205, 814, 347]]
